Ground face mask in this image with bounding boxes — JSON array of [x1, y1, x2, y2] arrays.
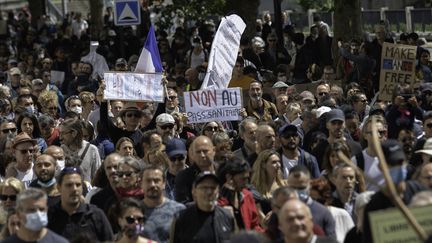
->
[[25, 211, 48, 231], [26, 105, 36, 114], [389, 165, 408, 184], [70, 106, 82, 114], [297, 188, 309, 202], [37, 178, 56, 188], [57, 160, 65, 170], [124, 224, 144, 239]]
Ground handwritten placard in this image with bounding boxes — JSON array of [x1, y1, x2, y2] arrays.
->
[[104, 72, 164, 102], [184, 88, 243, 124], [379, 42, 417, 101]]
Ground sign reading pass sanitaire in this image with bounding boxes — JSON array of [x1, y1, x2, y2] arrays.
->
[[379, 42, 417, 101], [184, 88, 242, 124], [103, 72, 164, 102], [369, 205, 432, 243]]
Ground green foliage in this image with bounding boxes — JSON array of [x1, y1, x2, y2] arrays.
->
[[156, 0, 225, 31], [297, 0, 333, 11]]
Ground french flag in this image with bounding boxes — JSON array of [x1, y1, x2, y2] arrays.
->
[[135, 25, 163, 73]]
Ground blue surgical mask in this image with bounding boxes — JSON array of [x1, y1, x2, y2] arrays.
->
[[26, 105, 36, 114], [296, 188, 309, 202], [389, 165, 408, 184], [25, 211, 48, 231], [37, 178, 56, 188]]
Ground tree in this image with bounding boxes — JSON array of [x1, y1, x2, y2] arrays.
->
[[89, 0, 104, 40], [224, 0, 260, 38], [28, 0, 45, 27], [297, 0, 333, 11]]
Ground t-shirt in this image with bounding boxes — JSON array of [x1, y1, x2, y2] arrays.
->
[[142, 199, 186, 243], [2, 229, 68, 243], [16, 166, 34, 188]]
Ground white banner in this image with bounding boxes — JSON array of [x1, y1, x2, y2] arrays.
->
[[104, 72, 164, 102], [184, 88, 242, 124], [200, 14, 246, 90]]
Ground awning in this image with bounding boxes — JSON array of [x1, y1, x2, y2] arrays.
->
[[0, 0, 28, 10]]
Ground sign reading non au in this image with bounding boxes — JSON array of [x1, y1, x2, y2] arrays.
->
[[184, 88, 242, 124], [104, 72, 164, 102], [379, 42, 417, 101], [370, 205, 432, 243]]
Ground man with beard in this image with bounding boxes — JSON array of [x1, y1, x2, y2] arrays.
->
[[141, 165, 185, 243], [155, 113, 177, 144], [312, 109, 362, 168], [233, 118, 258, 162], [171, 171, 235, 243], [29, 154, 60, 207], [48, 167, 114, 241], [90, 153, 122, 215], [165, 88, 183, 114], [397, 127, 416, 163], [330, 163, 359, 221], [278, 124, 320, 179], [245, 80, 278, 122]]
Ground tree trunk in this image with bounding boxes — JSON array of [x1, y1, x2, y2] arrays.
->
[[28, 0, 45, 27], [224, 0, 260, 38], [89, 0, 104, 40], [332, 0, 362, 67]]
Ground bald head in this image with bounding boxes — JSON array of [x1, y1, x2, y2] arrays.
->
[[44, 145, 65, 161], [278, 199, 314, 242], [190, 136, 215, 170], [104, 152, 122, 187]]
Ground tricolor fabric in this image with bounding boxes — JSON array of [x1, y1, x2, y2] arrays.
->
[[135, 25, 163, 73]]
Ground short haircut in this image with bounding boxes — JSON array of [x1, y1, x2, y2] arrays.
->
[[57, 167, 83, 185], [331, 163, 356, 178], [142, 164, 165, 181], [289, 165, 311, 178], [120, 156, 144, 173], [113, 198, 146, 222], [16, 188, 47, 210], [239, 117, 257, 136], [272, 186, 297, 201], [35, 154, 57, 167]]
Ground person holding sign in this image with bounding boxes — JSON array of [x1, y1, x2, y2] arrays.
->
[[362, 139, 427, 243]]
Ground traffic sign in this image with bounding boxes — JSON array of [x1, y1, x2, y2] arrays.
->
[[114, 0, 141, 26]]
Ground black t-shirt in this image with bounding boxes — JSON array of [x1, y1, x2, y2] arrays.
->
[[195, 208, 217, 243], [2, 229, 68, 243]]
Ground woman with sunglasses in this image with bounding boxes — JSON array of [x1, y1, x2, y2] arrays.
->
[[201, 121, 224, 139], [0, 178, 25, 211], [113, 198, 156, 243], [117, 157, 144, 200]]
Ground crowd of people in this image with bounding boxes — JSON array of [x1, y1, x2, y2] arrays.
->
[[0, 5, 432, 243]]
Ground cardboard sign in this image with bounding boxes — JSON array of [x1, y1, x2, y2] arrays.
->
[[369, 205, 432, 243], [200, 14, 246, 90], [379, 43, 417, 101], [104, 72, 164, 102], [184, 88, 242, 124]]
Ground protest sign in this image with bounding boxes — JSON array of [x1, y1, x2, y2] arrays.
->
[[379, 42, 417, 101], [369, 205, 432, 243], [104, 72, 164, 102], [50, 70, 65, 87], [201, 14, 246, 90], [184, 87, 242, 124]]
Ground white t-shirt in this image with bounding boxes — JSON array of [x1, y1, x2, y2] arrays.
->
[[15, 165, 34, 188], [328, 206, 354, 243], [352, 149, 384, 191], [282, 154, 298, 179]]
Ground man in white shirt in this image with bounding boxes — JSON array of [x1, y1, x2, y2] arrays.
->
[[71, 12, 88, 39]]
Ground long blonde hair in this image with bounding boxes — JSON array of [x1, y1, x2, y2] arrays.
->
[[251, 149, 285, 197]]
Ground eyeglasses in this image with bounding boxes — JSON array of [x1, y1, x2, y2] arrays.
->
[[170, 155, 186, 162], [18, 149, 35, 154], [159, 124, 174, 130], [0, 195, 17, 201], [168, 96, 178, 100], [125, 215, 145, 224], [282, 133, 298, 139], [2, 128, 17, 133], [426, 123, 432, 129], [118, 171, 135, 178], [318, 92, 328, 96], [126, 113, 141, 118], [205, 126, 218, 132]]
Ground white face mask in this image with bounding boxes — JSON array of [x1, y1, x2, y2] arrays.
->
[[70, 106, 82, 114], [26, 105, 36, 114], [25, 211, 48, 231]]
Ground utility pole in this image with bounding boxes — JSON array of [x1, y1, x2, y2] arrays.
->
[[273, 0, 283, 45]]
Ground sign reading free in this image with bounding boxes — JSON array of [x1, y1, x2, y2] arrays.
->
[[184, 88, 242, 124]]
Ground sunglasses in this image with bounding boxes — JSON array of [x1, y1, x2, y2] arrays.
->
[[126, 113, 141, 118], [118, 171, 135, 178], [318, 92, 329, 96], [282, 133, 298, 139], [205, 126, 218, 132], [167, 96, 178, 100], [170, 155, 186, 162], [125, 215, 145, 224], [0, 195, 17, 201], [18, 149, 35, 154], [159, 124, 174, 130], [2, 128, 17, 133]]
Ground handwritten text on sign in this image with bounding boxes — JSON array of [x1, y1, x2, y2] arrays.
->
[[104, 72, 164, 102], [379, 43, 417, 101], [184, 88, 242, 124]]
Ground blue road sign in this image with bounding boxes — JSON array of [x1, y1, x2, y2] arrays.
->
[[114, 0, 141, 26]]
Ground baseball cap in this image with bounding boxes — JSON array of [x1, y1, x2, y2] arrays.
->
[[193, 171, 220, 186], [326, 109, 345, 123], [278, 124, 298, 137], [165, 138, 187, 158], [415, 138, 432, 156], [156, 113, 175, 125], [10, 67, 21, 76], [272, 81, 289, 89], [115, 58, 127, 66], [32, 79, 44, 86], [381, 139, 406, 166], [316, 106, 331, 118]]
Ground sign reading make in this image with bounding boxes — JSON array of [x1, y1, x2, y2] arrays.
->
[[184, 88, 243, 124], [114, 0, 141, 26]]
